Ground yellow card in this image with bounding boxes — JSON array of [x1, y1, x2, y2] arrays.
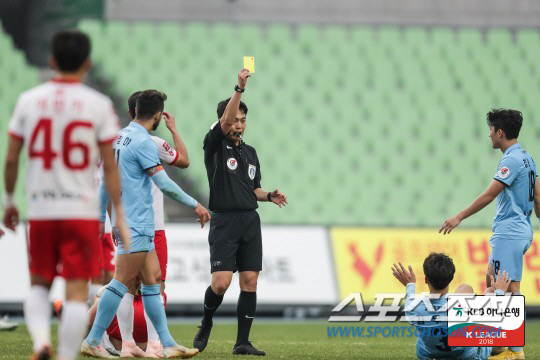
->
[[243, 56, 255, 73]]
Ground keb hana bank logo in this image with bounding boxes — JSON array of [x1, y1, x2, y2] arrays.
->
[[447, 295, 525, 347]]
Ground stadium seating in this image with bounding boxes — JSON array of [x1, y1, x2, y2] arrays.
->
[[78, 20, 540, 226], [0, 24, 39, 218]]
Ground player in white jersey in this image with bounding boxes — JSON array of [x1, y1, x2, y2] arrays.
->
[[2, 30, 130, 360]]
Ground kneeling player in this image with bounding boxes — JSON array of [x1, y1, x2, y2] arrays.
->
[[392, 253, 511, 360]]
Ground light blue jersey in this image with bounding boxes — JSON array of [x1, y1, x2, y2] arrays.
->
[[405, 284, 490, 360], [492, 143, 537, 240], [113, 122, 160, 238]]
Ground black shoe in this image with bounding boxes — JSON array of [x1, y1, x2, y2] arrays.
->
[[233, 341, 266, 356], [193, 320, 213, 352]]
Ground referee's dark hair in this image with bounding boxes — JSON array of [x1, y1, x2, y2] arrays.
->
[[217, 98, 248, 119], [486, 108, 523, 140], [423, 253, 455, 291], [52, 30, 91, 72], [136, 90, 167, 120], [128, 91, 142, 120]]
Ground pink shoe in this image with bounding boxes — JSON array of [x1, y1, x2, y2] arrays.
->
[[145, 340, 163, 358], [120, 340, 146, 358]]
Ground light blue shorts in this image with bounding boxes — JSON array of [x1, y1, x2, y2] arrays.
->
[[489, 237, 532, 282], [114, 227, 155, 255]]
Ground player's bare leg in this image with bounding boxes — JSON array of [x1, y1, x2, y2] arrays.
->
[[486, 264, 524, 359], [26, 276, 53, 360], [233, 271, 265, 356], [140, 251, 198, 358], [193, 272, 232, 352], [82, 252, 146, 358]]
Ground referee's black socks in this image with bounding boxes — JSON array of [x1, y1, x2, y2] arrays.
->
[[203, 286, 224, 325], [236, 291, 257, 346]]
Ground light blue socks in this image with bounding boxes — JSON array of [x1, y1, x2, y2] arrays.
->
[[85, 279, 127, 346], [141, 284, 175, 347]]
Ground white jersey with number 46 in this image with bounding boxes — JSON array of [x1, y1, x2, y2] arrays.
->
[[8, 79, 119, 220]]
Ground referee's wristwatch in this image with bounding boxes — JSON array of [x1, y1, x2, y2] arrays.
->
[[234, 85, 245, 93]]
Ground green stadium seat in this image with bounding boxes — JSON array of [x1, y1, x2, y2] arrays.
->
[[0, 23, 39, 219], [73, 20, 540, 226]]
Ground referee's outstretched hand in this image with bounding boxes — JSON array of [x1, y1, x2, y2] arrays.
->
[[194, 203, 211, 228], [269, 189, 288, 208]]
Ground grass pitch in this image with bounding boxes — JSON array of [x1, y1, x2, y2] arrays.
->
[[1, 320, 539, 359]]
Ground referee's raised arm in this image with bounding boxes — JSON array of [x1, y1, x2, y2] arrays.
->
[[220, 68, 250, 136]]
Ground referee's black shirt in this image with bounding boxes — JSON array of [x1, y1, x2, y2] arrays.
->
[[203, 122, 261, 212]]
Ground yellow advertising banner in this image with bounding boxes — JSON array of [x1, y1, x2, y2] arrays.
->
[[330, 228, 540, 305]]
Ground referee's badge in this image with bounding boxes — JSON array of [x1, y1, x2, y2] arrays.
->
[[227, 158, 238, 170], [248, 164, 256, 180]]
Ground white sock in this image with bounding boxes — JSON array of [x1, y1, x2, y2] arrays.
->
[[57, 301, 88, 360], [88, 284, 102, 304], [144, 308, 160, 342], [116, 293, 134, 342], [24, 286, 51, 352]]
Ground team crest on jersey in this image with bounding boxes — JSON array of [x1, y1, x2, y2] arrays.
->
[[498, 166, 510, 179], [227, 158, 238, 170], [248, 164, 256, 180]]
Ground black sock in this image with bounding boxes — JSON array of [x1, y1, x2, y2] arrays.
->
[[202, 286, 223, 325], [236, 291, 257, 346]]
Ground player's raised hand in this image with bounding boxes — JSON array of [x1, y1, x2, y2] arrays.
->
[[238, 68, 251, 89], [194, 203, 211, 228], [392, 262, 416, 286], [269, 189, 288, 208], [490, 271, 512, 293], [162, 112, 177, 133], [3, 205, 19, 231], [439, 215, 461, 235]]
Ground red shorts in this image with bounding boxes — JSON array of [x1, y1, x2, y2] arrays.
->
[[27, 219, 100, 283], [101, 233, 115, 273], [154, 230, 168, 281]]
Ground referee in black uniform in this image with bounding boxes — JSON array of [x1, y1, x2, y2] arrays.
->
[[193, 68, 287, 356]]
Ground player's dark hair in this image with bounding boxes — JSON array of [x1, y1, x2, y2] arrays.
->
[[423, 253, 455, 290], [128, 91, 142, 120], [486, 108, 523, 140], [51, 30, 91, 72], [217, 98, 248, 119], [136, 90, 167, 120]]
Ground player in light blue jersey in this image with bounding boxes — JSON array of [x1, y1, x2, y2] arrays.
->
[[392, 253, 511, 360], [440, 109, 539, 360], [82, 90, 210, 359]]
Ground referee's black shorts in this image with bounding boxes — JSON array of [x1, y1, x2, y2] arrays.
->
[[208, 211, 262, 273]]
